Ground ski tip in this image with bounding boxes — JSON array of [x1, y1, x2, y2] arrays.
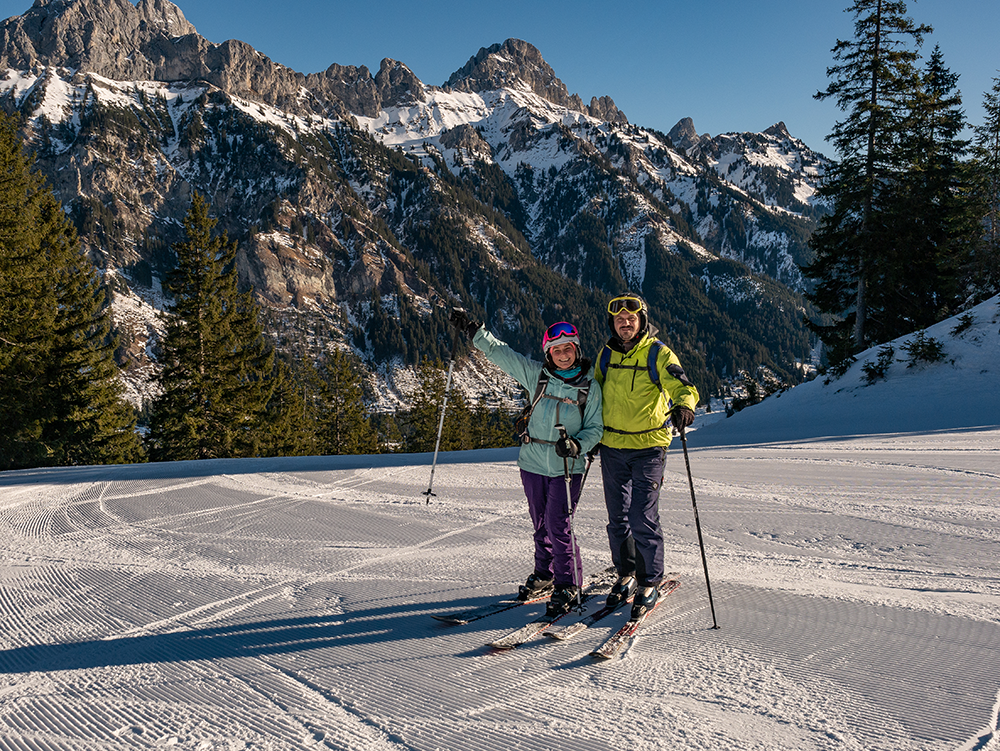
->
[[590, 651, 613, 660], [430, 615, 467, 625]]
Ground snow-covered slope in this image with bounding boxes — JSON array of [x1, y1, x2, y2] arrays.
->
[[693, 294, 1000, 446], [0, 299, 997, 750]]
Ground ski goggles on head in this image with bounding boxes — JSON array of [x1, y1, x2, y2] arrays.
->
[[542, 321, 580, 352], [608, 295, 645, 315]]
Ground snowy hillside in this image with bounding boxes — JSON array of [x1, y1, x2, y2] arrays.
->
[[692, 294, 1000, 447], [0, 300, 997, 750]]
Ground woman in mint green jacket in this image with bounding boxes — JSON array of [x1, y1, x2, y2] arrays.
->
[[450, 309, 603, 615]]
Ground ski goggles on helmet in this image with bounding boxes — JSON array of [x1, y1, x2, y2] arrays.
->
[[542, 321, 580, 352], [608, 295, 645, 315]]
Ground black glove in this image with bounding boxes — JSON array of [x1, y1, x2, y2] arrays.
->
[[449, 307, 480, 338], [671, 406, 695, 431], [554, 436, 581, 458]]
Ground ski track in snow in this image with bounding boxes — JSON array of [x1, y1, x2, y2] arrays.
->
[[0, 432, 997, 750]]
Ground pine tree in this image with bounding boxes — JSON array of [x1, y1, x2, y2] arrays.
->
[[316, 349, 379, 455], [376, 413, 403, 453], [0, 115, 55, 469], [402, 357, 449, 453], [969, 74, 1000, 297], [807, 0, 931, 362], [145, 193, 276, 461], [440, 385, 472, 452], [881, 45, 976, 333], [261, 359, 318, 457], [0, 113, 142, 470], [40, 193, 144, 466], [471, 397, 516, 449]]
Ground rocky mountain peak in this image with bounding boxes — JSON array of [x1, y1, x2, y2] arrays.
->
[[0, 0, 403, 121], [374, 58, 424, 108], [446, 39, 559, 95], [0, 0, 339, 117], [445, 38, 627, 123], [0, 0, 197, 72], [763, 121, 793, 140], [668, 117, 705, 151], [135, 0, 197, 38]]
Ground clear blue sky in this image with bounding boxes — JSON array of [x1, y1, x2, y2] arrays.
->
[[1, 0, 997, 156]]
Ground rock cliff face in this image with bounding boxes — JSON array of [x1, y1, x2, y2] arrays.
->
[[2, 0, 196, 75], [0, 0, 827, 410]]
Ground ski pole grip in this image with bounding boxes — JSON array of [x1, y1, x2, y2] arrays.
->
[[555, 423, 568, 440]]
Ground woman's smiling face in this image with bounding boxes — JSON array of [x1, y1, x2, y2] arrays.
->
[[548, 341, 577, 369]]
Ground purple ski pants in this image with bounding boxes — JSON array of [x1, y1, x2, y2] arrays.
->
[[519, 469, 583, 588], [599, 445, 667, 586]]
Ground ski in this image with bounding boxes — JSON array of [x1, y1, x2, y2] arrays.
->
[[431, 586, 553, 625], [488, 594, 590, 649], [545, 593, 634, 641], [488, 567, 618, 650], [590, 578, 680, 660], [432, 566, 614, 626]]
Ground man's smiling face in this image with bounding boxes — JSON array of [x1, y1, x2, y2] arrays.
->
[[614, 310, 640, 341]]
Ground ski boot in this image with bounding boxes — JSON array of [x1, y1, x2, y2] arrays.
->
[[630, 584, 659, 620], [545, 584, 581, 616], [517, 571, 554, 601], [605, 573, 637, 609]]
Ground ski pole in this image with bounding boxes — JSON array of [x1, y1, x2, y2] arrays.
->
[[679, 426, 720, 629], [423, 312, 458, 504], [422, 356, 454, 504], [556, 424, 582, 607], [579, 447, 598, 495]]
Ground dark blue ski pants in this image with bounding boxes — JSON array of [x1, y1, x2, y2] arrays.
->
[[599, 445, 667, 586], [520, 469, 582, 588]]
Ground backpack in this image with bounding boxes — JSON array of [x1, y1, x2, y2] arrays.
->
[[598, 340, 665, 393], [514, 369, 590, 444]]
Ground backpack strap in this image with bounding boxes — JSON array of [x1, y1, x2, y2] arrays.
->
[[575, 379, 589, 418], [598, 345, 612, 380], [646, 340, 663, 393], [522, 370, 591, 444], [536, 378, 590, 421], [601, 340, 664, 392], [531, 370, 550, 407]]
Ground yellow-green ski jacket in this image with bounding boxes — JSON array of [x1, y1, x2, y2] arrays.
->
[[595, 332, 699, 450]]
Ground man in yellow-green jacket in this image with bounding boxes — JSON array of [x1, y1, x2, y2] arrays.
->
[[595, 293, 699, 620]]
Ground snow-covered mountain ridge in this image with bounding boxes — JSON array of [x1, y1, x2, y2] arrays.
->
[[1, 0, 828, 409]]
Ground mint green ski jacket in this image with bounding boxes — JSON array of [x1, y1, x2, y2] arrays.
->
[[472, 327, 603, 477]]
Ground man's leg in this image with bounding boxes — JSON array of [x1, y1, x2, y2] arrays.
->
[[627, 447, 667, 585], [600, 446, 636, 576]]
